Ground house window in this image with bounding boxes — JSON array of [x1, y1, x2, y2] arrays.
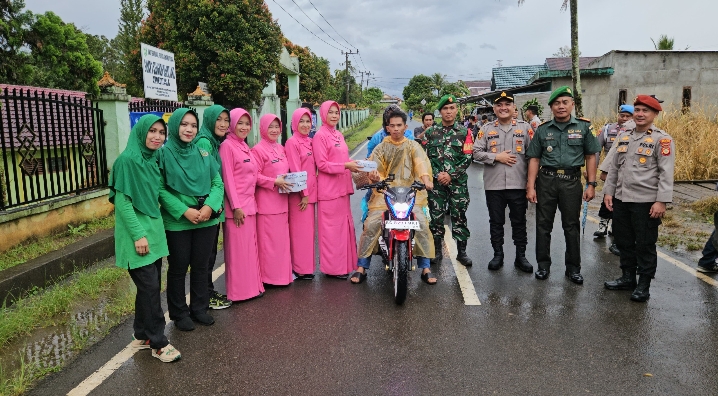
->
[[19, 156, 44, 176], [47, 157, 68, 173], [618, 89, 627, 106], [682, 87, 692, 113]]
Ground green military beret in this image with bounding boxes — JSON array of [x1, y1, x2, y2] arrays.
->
[[548, 85, 574, 105], [437, 94, 457, 110]]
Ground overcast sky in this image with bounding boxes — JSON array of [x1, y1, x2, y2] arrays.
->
[[24, 0, 718, 96]]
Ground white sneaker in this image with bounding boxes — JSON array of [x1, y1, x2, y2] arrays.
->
[[152, 344, 182, 363], [130, 336, 151, 350]]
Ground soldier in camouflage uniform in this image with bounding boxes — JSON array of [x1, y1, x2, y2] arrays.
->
[[420, 94, 474, 266]]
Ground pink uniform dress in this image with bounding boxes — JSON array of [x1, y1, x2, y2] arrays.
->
[[285, 108, 318, 276], [312, 101, 358, 276], [220, 108, 265, 301], [252, 114, 293, 286]]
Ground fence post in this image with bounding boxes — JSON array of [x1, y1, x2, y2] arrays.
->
[[95, 73, 131, 170], [185, 86, 214, 125]]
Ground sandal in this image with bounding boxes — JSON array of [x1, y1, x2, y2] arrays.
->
[[326, 274, 349, 279], [293, 272, 315, 280], [421, 271, 437, 285], [350, 271, 367, 284]]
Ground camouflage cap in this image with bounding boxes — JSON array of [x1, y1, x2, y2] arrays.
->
[[548, 85, 574, 105], [436, 94, 457, 111]]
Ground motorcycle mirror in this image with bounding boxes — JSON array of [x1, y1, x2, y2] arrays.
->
[[387, 174, 395, 181]]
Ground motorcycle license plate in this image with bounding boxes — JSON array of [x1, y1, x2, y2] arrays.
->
[[384, 220, 420, 230]]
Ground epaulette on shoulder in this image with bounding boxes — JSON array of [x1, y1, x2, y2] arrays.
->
[[538, 120, 551, 127], [578, 117, 591, 123]]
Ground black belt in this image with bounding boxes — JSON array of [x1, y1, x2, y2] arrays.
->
[[541, 166, 580, 176]]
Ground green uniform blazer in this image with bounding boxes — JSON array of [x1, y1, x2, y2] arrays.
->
[[526, 116, 601, 168], [113, 191, 169, 270], [158, 172, 224, 232]]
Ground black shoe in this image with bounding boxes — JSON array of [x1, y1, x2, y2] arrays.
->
[[431, 237, 444, 265], [630, 276, 651, 302], [456, 240, 473, 267], [565, 271, 584, 285], [174, 317, 195, 332], [513, 247, 533, 273], [487, 246, 504, 270], [190, 313, 215, 326], [594, 218, 609, 238], [535, 269, 550, 280], [293, 271, 315, 280], [604, 269, 637, 290], [609, 243, 621, 256]]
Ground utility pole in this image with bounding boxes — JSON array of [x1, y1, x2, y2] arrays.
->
[[342, 49, 358, 106], [365, 71, 371, 90], [359, 70, 365, 101]]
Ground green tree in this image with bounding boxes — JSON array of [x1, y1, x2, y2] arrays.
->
[[114, 0, 144, 94], [0, 0, 34, 83], [430, 72, 447, 96], [440, 81, 470, 98], [402, 74, 436, 111], [327, 68, 361, 105], [85, 34, 121, 78], [26, 12, 103, 94], [552, 45, 580, 58], [132, 0, 282, 107], [361, 87, 383, 105], [277, 39, 331, 105], [651, 35, 674, 50]]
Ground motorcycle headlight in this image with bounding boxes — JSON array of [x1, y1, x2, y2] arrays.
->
[[391, 202, 410, 219]]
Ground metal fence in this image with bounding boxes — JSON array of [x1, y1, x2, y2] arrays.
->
[[129, 98, 194, 113], [0, 87, 108, 210]]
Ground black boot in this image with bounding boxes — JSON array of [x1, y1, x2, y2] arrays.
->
[[456, 240, 473, 267], [487, 245, 504, 270], [630, 276, 652, 302], [604, 268, 637, 290], [609, 243, 621, 256], [513, 246, 533, 273], [430, 236, 443, 265]]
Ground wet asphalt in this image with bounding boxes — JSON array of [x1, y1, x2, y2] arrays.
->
[[30, 121, 718, 395]]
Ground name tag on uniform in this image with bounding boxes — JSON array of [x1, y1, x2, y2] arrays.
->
[[335, 143, 341, 147], [271, 159, 280, 163], [568, 133, 582, 139], [243, 159, 251, 163], [307, 152, 312, 156]]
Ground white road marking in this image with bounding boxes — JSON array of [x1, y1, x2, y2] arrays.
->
[[444, 226, 481, 306], [586, 214, 717, 288], [67, 264, 227, 396], [350, 139, 370, 160]]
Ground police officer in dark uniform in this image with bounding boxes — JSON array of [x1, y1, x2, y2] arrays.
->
[[525, 86, 601, 284]]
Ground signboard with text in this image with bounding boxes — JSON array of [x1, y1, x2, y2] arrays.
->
[[141, 43, 178, 102]]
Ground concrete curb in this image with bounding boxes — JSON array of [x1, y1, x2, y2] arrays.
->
[[0, 229, 115, 307]]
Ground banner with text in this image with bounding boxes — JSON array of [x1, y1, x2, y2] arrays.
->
[[141, 43, 178, 102]]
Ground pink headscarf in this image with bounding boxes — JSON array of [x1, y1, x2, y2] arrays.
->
[[291, 108, 313, 136], [259, 113, 282, 142], [318, 100, 340, 136], [227, 108, 251, 150]]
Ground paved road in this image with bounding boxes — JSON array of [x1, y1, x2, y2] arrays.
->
[[32, 120, 718, 395]]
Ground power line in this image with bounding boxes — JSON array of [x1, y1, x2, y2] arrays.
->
[[267, 0, 342, 52], [288, 0, 351, 51], [306, 0, 357, 49], [356, 52, 368, 71]]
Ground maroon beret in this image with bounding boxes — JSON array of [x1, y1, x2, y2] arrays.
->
[[634, 95, 662, 112]]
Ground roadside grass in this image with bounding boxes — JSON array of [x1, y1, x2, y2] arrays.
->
[[0, 262, 135, 395], [0, 214, 115, 271], [0, 214, 115, 272], [691, 196, 718, 220], [343, 115, 381, 151]]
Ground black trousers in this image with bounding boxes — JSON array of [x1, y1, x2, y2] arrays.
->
[[207, 224, 220, 295], [612, 199, 660, 277], [535, 171, 583, 272], [166, 226, 216, 321], [597, 201, 613, 219], [128, 259, 169, 350], [485, 189, 528, 248]]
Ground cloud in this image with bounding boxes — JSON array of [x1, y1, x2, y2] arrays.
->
[[480, 43, 497, 50]]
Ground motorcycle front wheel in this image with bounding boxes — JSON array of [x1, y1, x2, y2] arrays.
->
[[393, 240, 409, 305]]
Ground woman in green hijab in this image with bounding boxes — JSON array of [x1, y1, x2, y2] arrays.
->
[[195, 104, 232, 310], [158, 108, 225, 332], [109, 114, 181, 363]]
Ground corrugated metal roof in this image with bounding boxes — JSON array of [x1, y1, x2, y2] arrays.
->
[[527, 67, 615, 85], [544, 57, 599, 70], [492, 65, 547, 90]]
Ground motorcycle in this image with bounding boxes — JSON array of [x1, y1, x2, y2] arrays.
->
[[359, 174, 425, 305]]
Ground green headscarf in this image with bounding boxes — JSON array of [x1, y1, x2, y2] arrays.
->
[[108, 114, 164, 218], [197, 104, 229, 169], [158, 108, 219, 196]]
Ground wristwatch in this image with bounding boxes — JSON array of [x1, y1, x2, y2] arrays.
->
[[587, 181, 598, 187]]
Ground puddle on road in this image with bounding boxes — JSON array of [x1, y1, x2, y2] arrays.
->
[[0, 281, 132, 383]]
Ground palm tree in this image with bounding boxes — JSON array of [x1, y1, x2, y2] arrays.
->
[[518, 0, 584, 117], [651, 35, 675, 50], [430, 73, 447, 97]]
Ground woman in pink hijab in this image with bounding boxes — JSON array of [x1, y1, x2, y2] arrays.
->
[[252, 114, 293, 286], [219, 108, 264, 301], [312, 101, 361, 278], [285, 108, 317, 279]]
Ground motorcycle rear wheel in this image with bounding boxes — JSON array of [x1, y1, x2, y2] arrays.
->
[[394, 241, 409, 305]]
